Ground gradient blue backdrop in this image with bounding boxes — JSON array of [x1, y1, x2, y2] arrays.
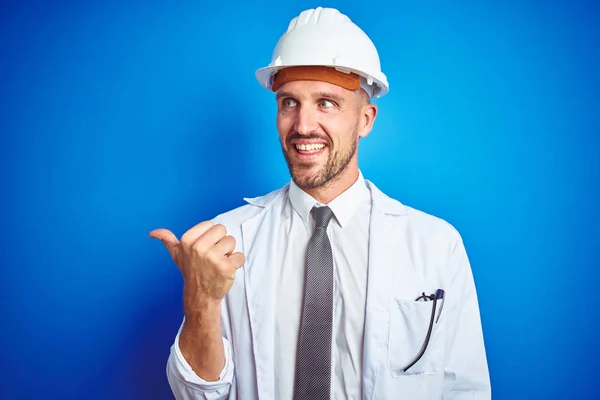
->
[[1, 0, 598, 398]]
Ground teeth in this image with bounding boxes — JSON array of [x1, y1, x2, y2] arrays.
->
[[295, 143, 325, 151]]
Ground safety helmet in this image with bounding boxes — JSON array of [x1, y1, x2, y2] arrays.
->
[[255, 7, 389, 98]]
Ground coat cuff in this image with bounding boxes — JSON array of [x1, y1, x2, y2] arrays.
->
[[167, 325, 234, 395]]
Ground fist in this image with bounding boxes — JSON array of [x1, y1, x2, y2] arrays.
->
[[150, 221, 245, 312]]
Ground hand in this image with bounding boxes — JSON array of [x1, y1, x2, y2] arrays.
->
[[149, 222, 245, 314]]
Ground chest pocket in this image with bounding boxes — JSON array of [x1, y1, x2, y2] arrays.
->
[[387, 297, 446, 377]]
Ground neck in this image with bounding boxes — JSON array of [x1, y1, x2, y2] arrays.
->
[[305, 163, 359, 204]]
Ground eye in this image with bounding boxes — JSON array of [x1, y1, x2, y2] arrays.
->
[[319, 99, 335, 108], [282, 98, 297, 108]]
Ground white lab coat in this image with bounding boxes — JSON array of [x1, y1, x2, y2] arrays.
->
[[167, 180, 491, 399]]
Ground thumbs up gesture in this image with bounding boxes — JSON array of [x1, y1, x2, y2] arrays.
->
[[150, 222, 245, 312]]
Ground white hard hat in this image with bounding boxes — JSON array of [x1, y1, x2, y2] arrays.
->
[[255, 7, 389, 98]]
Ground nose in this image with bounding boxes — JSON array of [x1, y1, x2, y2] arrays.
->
[[294, 104, 319, 135]]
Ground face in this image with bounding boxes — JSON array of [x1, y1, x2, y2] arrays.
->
[[276, 80, 376, 191]]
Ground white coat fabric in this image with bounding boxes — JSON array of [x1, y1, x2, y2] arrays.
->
[[166, 180, 491, 399]]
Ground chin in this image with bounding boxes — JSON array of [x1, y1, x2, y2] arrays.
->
[[290, 165, 327, 190]]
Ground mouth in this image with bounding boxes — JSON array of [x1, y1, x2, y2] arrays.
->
[[289, 141, 328, 162]]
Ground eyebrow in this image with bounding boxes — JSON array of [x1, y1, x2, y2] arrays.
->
[[315, 91, 345, 104], [275, 90, 346, 104], [275, 91, 294, 101]]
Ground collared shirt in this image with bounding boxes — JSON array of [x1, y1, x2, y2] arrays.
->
[[275, 171, 372, 399]]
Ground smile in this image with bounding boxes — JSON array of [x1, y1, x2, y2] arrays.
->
[[295, 143, 325, 151], [290, 141, 328, 162]]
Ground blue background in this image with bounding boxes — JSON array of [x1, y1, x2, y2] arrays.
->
[[1, 0, 598, 398]]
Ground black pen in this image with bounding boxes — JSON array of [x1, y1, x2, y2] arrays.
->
[[435, 289, 445, 323]]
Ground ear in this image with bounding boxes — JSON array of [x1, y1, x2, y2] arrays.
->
[[358, 103, 378, 139]]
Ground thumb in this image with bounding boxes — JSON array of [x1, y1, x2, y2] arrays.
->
[[149, 228, 180, 261]]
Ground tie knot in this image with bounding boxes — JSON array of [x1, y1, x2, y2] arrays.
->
[[312, 205, 334, 229]]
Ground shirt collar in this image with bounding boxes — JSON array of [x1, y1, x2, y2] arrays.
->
[[288, 170, 369, 228]]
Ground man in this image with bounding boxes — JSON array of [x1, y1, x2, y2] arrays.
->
[[150, 7, 490, 400]]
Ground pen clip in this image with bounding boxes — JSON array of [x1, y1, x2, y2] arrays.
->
[[435, 289, 445, 323]]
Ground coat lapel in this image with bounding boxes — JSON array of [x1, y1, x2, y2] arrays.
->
[[241, 187, 288, 399], [362, 181, 411, 400]]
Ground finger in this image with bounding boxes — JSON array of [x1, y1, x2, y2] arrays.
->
[[194, 224, 227, 249], [180, 221, 214, 246], [149, 229, 180, 260], [212, 235, 236, 257], [227, 252, 246, 269]]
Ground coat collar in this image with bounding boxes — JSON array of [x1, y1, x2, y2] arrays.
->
[[243, 180, 408, 216]]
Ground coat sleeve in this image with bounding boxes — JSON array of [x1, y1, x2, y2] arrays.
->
[[442, 230, 491, 399], [166, 320, 234, 400]]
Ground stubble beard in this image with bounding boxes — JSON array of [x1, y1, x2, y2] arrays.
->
[[281, 131, 359, 191]]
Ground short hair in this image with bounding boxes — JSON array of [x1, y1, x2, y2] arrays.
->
[[355, 88, 371, 106]]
